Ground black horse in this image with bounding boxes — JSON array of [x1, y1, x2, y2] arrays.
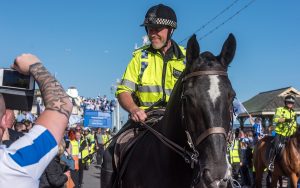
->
[[116, 34, 236, 188]]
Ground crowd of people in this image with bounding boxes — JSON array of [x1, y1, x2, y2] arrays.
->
[[82, 96, 117, 112], [60, 125, 114, 188], [229, 119, 274, 187]]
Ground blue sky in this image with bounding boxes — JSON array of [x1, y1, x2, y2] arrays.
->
[[0, 0, 300, 104]]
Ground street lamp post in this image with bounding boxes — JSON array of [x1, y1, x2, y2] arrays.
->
[[111, 79, 121, 131]]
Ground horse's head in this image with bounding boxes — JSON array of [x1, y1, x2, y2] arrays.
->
[[183, 34, 236, 187]]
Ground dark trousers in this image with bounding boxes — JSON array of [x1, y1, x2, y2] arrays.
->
[[269, 134, 286, 161], [97, 145, 104, 165], [231, 162, 240, 181], [71, 159, 85, 188], [71, 169, 79, 188], [101, 121, 134, 188], [240, 165, 251, 186], [101, 143, 116, 188], [79, 159, 84, 185]]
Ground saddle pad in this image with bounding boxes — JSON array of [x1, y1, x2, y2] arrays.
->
[[114, 128, 143, 168]]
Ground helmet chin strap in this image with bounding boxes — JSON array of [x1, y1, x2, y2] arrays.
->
[[160, 28, 174, 50]]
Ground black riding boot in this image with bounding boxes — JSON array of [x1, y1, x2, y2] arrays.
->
[[268, 147, 275, 171], [101, 121, 134, 188], [268, 135, 281, 171], [101, 144, 115, 188]]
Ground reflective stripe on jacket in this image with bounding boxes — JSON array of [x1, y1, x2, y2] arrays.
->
[[230, 139, 240, 163], [273, 107, 297, 136], [116, 40, 186, 109]]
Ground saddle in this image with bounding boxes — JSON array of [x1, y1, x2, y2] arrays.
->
[[112, 109, 165, 186]]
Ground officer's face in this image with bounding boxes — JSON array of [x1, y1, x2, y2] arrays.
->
[[147, 26, 169, 50], [286, 102, 294, 109]]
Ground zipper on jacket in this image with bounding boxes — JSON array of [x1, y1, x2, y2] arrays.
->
[[161, 56, 168, 105]]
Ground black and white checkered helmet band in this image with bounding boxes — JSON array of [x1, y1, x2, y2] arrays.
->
[[285, 98, 295, 103], [144, 17, 177, 28]]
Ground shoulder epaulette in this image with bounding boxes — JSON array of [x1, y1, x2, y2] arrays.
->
[[132, 45, 151, 55]]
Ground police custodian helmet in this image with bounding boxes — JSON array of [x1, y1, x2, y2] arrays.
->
[[284, 95, 295, 103], [141, 4, 177, 29]]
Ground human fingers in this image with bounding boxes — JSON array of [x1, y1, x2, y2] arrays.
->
[[12, 54, 41, 75], [130, 112, 139, 122], [136, 110, 147, 122]]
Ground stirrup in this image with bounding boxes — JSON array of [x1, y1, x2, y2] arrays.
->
[[268, 162, 274, 172]]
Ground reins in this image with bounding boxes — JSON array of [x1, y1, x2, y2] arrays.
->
[[140, 121, 199, 167]]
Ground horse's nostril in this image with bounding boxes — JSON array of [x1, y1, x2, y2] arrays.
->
[[202, 169, 214, 184], [218, 179, 228, 188]]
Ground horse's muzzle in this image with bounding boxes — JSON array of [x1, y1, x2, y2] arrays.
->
[[200, 168, 230, 188]]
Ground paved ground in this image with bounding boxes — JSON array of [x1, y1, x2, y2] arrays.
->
[[82, 164, 101, 188], [259, 172, 288, 188], [80, 164, 290, 188]]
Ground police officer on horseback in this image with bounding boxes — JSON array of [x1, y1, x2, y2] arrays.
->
[[268, 95, 297, 171], [101, 4, 186, 188]]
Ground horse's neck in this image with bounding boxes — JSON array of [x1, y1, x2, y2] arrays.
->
[[160, 93, 186, 145], [288, 137, 300, 153]]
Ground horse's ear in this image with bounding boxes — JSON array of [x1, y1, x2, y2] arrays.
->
[[186, 34, 200, 67], [219, 33, 236, 67]]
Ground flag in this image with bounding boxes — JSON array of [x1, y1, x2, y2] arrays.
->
[[232, 98, 247, 121]]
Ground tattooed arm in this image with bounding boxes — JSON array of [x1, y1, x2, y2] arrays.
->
[[12, 54, 73, 143]]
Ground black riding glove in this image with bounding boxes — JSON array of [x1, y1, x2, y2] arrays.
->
[[285, 118, 292, 123]]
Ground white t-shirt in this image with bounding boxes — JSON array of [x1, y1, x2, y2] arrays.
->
[[0, 125, 58, 188]]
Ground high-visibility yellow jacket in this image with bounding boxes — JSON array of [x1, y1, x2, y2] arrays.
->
[[230, 139, 240, 163], [70, 140, 80, 157], [87, 133, 96, 153], [116, 41, 186, 109], [81, 137, 90, 163], [102, 134, 110, 149], [70, 139, 89, 163], [273, 106, 297, 136]]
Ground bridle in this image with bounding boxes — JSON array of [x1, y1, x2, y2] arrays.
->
[[181, 70, 230, 186], [181, 70, 229, 145], [140, 69, 232, 187]]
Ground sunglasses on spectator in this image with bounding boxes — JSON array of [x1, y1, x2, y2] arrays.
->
[[286, 102, 295, 104]]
